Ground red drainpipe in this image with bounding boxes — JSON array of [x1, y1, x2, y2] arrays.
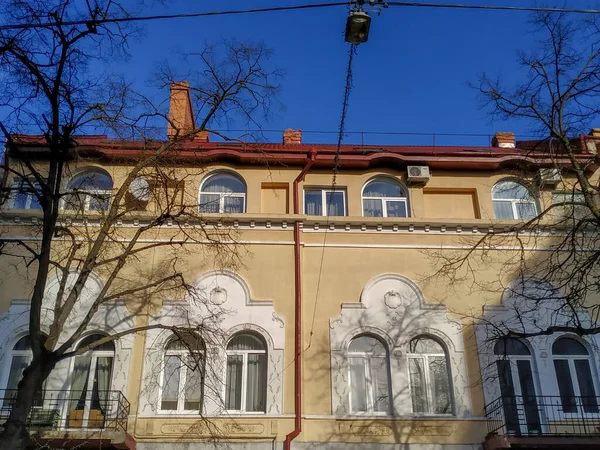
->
[[285, 149, 316, 450]]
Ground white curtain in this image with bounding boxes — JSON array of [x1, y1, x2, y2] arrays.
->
[[363, 199, 383, 217], [493, 201, 514, 219], [161, 355, 180, 410], [245, 354, 267, 412], [370, 356, 389, 412], [184, 354, 204, 410], [325, 192, 344, 216], [69, 355, 92, 416], [225, 355, 243, 410], [409, 358, 427, 413], [93, 356, 113, 415], [305, 191, 322, 216], [349, 357, 367, 412], [429, 356, 451, 414]]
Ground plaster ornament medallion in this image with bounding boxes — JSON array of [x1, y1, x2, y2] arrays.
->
[[384, 290, 403, 309], [210, 287, 228, 305]]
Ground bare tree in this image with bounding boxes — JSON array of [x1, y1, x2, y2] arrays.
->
[[0, 1, 282, 448], [428, 11, 600, 346]]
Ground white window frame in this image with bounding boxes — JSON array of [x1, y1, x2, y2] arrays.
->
[[224, 342, 267, 414], [65, 347, 115, 429], [347, 341, 390, 415], [61, 172, 113, 212], [303, 188, 347, 216], [3, 336, 45, 409], [9, 179, 42, 210], [408, 346, 452, 416], [492, 181, 538, 220], [361, 179, 408, 218], [158, 346, 204, 414], [552, 352, 599, 416], [199, 173, 246, 214]]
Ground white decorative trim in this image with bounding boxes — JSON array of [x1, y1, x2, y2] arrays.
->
[[139, 270, 284, 418], [330, 273, 472, 419]]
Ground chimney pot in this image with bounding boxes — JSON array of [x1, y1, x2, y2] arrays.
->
[[283, 128, 302, 145], [492, 132, 515, 148]]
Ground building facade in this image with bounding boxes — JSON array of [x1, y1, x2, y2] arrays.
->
[[0, 85, 599, 450]]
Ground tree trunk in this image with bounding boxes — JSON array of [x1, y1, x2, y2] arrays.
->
[[0, 355, 56, 450]]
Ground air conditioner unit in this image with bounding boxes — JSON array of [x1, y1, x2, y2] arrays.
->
[[538, 168, 562, 187], [407, 165, 431, 183]]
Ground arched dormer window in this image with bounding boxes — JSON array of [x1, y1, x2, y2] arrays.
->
[[408, 336, 452, 414], [492, 180, 537, 220], [348, 335, 390, 414], [199, 172, 246, 213], [362, 177, 408, 218], [63, 169, 113, 211]]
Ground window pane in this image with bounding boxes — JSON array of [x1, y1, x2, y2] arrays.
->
[[494, 338, 531, 356], [370, 356, 389, 413], [225, 355, 243, 410], [161, 355, 180, 410], [516, 202, 537, 220], [516, 360, 541, 433], [223, 196, 244, 213], [363, 180, 403, 197], [202, 174, 245, 193], [349, 336, 386, 355], [493, 201, 515, 219], [184, 354, 204, 410], [349, 357, 367, 412], [386, 200, 407, 218], [325, 191, 345, 216], [88, 194, 110, 211], [496, 360, 520, 434], [228, 334, 265, 351], [553, 338, 589, 356], [304, 190, 322, 216], [363, 199, 383, 217], [554, 359, 577, 413], [246, 353, 267, 412], [199, 193, 221, 213], [68, 172, 113, 190], [409, 358, 428, 413], [574, 359, 598, 413], [429, 356, 451, 414], [492, 182, 532, 200], [410, 337, 444, 354]]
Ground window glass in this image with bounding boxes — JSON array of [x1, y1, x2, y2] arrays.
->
[[492, 181, 537, 220], [225, 333, 267, 412], [494, 338, 531, 356], [362, 178, 408, 218], [408, 336, 452, 415], [64, 171, 113, 211], [348, 335, 390, 414], [552, 338, 588, 355], [11, 180, 42, 210], [199, 173, 246, 214], [304, 189, 345, 216]]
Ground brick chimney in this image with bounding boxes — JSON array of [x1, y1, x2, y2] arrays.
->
[[492, 132, 515, 148], [167, 81, 209, 142], [283, 128, 302, 145]]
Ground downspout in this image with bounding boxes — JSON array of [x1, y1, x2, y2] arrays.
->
[[285, 149, 316, 450]]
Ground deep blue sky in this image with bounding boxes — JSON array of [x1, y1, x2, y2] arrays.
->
[[108, 1, 595, 146]]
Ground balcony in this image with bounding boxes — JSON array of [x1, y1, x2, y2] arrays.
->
[[485, 395, 600, 449], [0, 389, 133, 449]]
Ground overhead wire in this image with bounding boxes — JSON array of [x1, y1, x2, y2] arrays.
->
[[2, 2, 600, 31], [308, 44, 357, 349]]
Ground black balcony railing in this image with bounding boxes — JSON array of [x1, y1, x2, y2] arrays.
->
[[486, 395, 600, 437], [0, 390, 130, 432]]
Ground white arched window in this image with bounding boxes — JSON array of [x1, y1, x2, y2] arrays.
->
[[552, 337, 598, 413], [63, 170, 113, 211], [492, 180, 537, 220], [362, 177, 408, 217], [494, 337, 540, 434], [408, 336, 452, 415], [68, 334, 114, 428], [348, 335, 390, 414], [199, 172, 246, 213], [225, 333, 267, 412], [4, 335, 43, 407], [160, 333, 205, 412]]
